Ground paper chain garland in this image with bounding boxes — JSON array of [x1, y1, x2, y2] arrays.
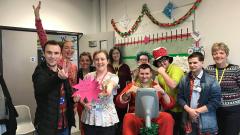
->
[[111, 0, 202, 37]]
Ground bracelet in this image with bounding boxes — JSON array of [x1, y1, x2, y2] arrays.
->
[[122, 93, 130, 101], [161, 91, 166, 96]]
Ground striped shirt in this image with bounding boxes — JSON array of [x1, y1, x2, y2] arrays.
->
[[206, 64, 240, 107]]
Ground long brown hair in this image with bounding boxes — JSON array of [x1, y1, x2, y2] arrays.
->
[[79, 52, 93, 65], [109, 47, 123, 64]]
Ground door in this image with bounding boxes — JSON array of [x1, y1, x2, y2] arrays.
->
[[2, 30, 38, 117]]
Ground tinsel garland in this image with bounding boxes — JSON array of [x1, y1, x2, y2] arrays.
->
[[140, 122, 159, 135], [111, 0, 202, 37]]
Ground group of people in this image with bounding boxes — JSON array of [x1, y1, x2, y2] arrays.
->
[[0, 1, 239, 135], [31, 39, 240, 135]]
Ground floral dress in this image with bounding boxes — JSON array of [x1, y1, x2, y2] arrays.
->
[[81, 72, 119, 127]]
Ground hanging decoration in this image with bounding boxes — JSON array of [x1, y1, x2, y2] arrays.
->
[[115, 29, 191, 47], [191, 31, 201, 41], [111, 14, 144, 38], [111, 0, 202, 37], [162, 2, 175, 19], [119, 14, 131, 30], [187, 40, 205, 56], [188, 31, 205, 55]]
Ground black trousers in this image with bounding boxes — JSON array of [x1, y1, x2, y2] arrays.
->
[[217, 105, 240, 135], [166, 110, 185, 135], [83, 123, 116, 135], [1, 120, 16, 135], [187, 123, 199, 135], [115, 106, 127, 135]]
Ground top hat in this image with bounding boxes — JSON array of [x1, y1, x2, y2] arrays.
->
[[152, 47, 173, 67]]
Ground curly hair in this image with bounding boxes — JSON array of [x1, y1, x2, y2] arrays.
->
[[136, 51, 151, 62]]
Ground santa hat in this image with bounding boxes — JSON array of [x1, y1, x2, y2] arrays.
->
[[152, 47, 173, 67]]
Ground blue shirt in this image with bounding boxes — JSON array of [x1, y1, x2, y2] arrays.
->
[[190, 70, 203, 109], [0, 124, 6, 134]]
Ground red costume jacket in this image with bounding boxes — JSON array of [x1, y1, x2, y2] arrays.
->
[[115, 81, 176, 135], [115, 81, 175, 112]]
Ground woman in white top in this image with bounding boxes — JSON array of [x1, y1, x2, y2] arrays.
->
[[79, 50, 119, 135]]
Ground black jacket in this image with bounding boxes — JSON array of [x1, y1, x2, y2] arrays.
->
[[32, 62, 75, 135], [0, 73, 18, 135]]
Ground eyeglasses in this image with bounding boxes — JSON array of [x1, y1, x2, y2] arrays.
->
[[139, 58, 149, 62], [158, 57, 168, 63]]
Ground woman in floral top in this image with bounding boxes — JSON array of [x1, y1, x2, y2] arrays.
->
[[77, 50, 119, 135]]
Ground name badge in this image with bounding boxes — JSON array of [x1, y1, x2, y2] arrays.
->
[[60, 97, 65, 105], [193, 86, 201, 92]]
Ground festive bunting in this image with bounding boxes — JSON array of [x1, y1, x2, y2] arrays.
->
[[111, 0, 202, 37]]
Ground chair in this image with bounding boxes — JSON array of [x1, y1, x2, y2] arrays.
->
[[15, 105, 35, 135]]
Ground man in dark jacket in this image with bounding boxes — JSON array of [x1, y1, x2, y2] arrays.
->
[[0, 73, 18, 135], [177, 52, 221, 135], [32, 40, 75, 135]]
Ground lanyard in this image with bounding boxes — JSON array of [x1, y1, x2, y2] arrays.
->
[[96, 72, 108, 85], [216, 68, 226, 84], [113, 64, 122, 75]]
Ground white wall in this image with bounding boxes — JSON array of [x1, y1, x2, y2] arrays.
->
[[79, 31, 114, 56], [196, 0, 240, 66], [0, 0, 95, 34], [106, 0, 240, 66]]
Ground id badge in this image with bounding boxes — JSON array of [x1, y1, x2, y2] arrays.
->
[[60, 97, 65, 105], [194, 86, 201, 93]]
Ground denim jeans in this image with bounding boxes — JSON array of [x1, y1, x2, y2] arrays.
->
[[35, 127, 70, 135], [57, 128, 69, 135]]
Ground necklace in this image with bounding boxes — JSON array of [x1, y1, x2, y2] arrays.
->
[[95, 72, 108, 92]]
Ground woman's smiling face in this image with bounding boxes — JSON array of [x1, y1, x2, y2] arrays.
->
[[212, 49, 228, 65], [94, 52, 108, 72]]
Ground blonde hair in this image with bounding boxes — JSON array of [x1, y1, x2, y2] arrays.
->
[[211, 42, 229, 56]]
